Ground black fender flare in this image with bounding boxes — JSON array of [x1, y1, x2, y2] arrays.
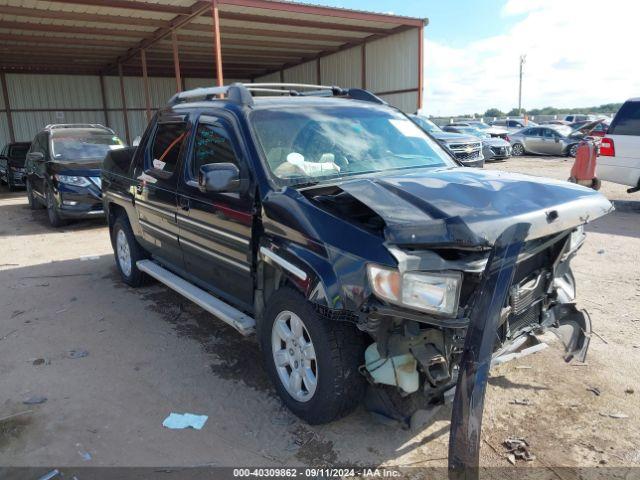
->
[[258, 239, 341, 309]]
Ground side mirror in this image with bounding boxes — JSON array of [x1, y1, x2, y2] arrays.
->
[[198, 162, 241, 193], [27, 151, 44, 162]]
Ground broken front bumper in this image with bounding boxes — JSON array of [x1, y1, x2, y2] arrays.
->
[[448, 223, 592, 479]]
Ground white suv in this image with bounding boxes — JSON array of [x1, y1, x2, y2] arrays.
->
[[599, 98, 640, 193]]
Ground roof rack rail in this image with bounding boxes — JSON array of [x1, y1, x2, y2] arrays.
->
[[168, 82, 386, 107], [45, 123, 114, 133]]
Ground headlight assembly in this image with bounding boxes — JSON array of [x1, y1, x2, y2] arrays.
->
[[367, 264, 462, 317], [55, 174, 91, 187]]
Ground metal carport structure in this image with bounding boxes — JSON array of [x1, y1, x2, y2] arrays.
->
[[0, 0, 426, 145]]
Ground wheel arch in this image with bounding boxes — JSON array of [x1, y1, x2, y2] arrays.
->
[[255, 241, 341, 327]]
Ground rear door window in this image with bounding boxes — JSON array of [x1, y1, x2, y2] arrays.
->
[[608, 101, 640, 136], [8, 145, 29, 160], [149, 122, 187, 174]]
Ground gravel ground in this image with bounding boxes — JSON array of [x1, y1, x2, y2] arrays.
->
[[0, 156, 638, 472]]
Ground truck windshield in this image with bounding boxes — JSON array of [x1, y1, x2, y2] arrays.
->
[[51, 131, 125, 162], [251, 105, 456, 187]]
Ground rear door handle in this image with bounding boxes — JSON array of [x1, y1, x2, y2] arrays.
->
[[179, 197, 190, 211], [136, 183, 143, 194]]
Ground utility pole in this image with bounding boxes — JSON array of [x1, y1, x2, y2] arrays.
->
[[518, 54, 526, 115]]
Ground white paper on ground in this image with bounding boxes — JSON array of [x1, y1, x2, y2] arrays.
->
[[162, 412, 208, 430]]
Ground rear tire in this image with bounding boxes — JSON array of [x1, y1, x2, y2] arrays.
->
[[260, 287, 367, 424], [111, 213, 148, 287], [512, 143, 525, 156]]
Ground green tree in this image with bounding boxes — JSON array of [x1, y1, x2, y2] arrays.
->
[[507, 108, 522, 116], [484, 108, 504, 118]]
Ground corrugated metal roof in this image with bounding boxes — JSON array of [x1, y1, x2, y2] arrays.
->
[[0, 0, 424, 79]]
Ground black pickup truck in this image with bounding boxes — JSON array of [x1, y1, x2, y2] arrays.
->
[[101, 83, 612, 427]]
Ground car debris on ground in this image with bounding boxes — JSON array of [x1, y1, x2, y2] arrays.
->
[[162, 412, 208, 430], [587, 386, 601, 396], [599, 412, 629, 419], [503, 437, 536, 464], [22, 395, 47, 405], [67, 349, 89, 359]]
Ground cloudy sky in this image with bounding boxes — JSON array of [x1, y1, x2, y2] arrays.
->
[[300, 0, 640, 115]]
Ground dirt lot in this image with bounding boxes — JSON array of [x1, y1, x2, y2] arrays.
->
[[1, 156, 639, 471]]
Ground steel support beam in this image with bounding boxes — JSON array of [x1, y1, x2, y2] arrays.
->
[[0, 72, 15, 143], [171, 31, 183, 92], [417, 25, 424, 110], [211, 0, 224, 86], [141, 49, 152, 122], [361, 43, 366, 89], [99, 74, 110, 127], [118, 63, 131, 145]]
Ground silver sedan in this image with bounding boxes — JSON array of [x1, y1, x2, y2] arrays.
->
[[509, 125, 581, 157]]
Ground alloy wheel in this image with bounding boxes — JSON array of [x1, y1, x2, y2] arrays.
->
[[512, 143, 524, 156], [116, 229, 132, 277], [271, 310, 318, 402], [569, 144, 578, 157]]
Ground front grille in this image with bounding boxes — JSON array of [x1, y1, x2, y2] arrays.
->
[[448, 142, 482, 161], [455, 150, 482, 161]]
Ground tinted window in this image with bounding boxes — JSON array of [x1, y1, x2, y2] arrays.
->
[[609, 101, 640, 136], [191, 121, 239, 179], [30, 133, 46, 154], [8, 145, 29, 159], [150, 122, 187, 173]]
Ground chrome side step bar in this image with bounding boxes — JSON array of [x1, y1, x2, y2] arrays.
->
[[136, 260, 255, 336]]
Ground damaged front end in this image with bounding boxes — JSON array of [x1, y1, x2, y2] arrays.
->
[[358, 225, 594, 429], [291, 167, 611, 468], [316, 173, 610, 431]]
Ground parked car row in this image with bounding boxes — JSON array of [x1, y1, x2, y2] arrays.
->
[[2, 123, 126, 227], [507, 121, 604, 157], [0, 83, 625, 428]]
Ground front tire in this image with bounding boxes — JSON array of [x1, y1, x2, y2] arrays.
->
[[46, 186, 67, 227], [261, 287, 367, 424], [512, 143, 525, 156], [111, 214, 148, 287], [27, 180, 42, 210], [568, 144, 579, 157]]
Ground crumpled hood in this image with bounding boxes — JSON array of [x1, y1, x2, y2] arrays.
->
[[338, 168, 613, 247]]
